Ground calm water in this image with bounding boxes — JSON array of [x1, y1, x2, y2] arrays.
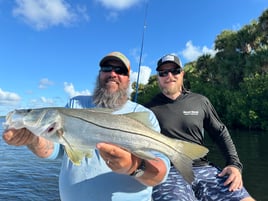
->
[[205, 130, 268, 201], [0, 117, 267, 200], [0, 117, 61, 201]]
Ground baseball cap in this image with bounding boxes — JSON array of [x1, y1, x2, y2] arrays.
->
[[156, 54, 182, 70], [99, 51, 131, 76]]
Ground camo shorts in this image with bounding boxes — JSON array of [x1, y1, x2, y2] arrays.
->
[[152, 165, 251, 201]]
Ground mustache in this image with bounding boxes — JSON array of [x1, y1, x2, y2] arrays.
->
[[105, 77, 120, 84], [165, 78, 177, 82], [93, 77, 128, 109]]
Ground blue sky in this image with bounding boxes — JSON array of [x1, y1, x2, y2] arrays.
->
[[0, 0, 267, 116]]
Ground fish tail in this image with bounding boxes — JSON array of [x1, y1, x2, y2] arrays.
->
[[165, 139, 209, 184]]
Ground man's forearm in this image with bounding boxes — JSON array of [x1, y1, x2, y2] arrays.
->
[[27, 137, 54, 158]]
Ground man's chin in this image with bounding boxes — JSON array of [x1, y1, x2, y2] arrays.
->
[[105, 83, 119, 93]]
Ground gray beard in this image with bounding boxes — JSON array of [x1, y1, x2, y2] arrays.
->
[[92, 78, 129, 109]]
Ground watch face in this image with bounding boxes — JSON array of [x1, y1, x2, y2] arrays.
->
[[131, 159, 146, 177], [134, 169, 144, 177]]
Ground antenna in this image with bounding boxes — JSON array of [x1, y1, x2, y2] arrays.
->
[[134, 1, 148, 103]]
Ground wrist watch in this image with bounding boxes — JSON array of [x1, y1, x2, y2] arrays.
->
[[130, 159, 146, 178]]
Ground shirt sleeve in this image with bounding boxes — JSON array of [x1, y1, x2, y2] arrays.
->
[[152, 151, 171, 182], [203, 97, 243, 171], [46, 143, 64, 160]]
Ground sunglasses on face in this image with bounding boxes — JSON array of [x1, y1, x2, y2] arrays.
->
[[100, 66, 128, 76], [158, 68, 181, 77]]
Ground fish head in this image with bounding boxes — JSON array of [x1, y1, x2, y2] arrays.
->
[[4, 108, 62, 139]]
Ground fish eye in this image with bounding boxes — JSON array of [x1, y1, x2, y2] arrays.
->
[[46, 122, 57, 135], [47, 126, 54, 133]]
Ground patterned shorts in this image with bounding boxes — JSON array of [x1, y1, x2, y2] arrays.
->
[[152, 165, 251, 201]]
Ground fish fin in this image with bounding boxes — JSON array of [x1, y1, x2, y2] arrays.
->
[[165, 138, 209, 184], [133, 148, 196, 183], [64, 146, 84, 166], [60, 133, 90, 165], [123, 112, 155, 129], [132, 150, 157, 160], [170, 153, 195, 184], [85, 150, 93, 158], [173, 140, 209, 160]]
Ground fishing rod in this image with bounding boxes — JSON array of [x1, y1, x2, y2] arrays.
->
[[134, 1, 148, 103]]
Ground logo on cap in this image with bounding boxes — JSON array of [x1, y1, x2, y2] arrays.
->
[[161, 55, 176, 63], [157, 54, 182, 70]]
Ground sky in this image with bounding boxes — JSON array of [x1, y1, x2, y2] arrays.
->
[[0, 0, 267, 116]]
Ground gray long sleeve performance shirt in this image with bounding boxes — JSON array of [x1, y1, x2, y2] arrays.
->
[[145, 91, 243, 171]]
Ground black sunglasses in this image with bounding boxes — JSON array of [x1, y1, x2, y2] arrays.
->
[[100, 66, 128, 76], [158, 68, 181, 77]]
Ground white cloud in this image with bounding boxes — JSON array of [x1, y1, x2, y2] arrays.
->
[[40, 96, 54, 104], [27, 97, 54, 108], [38, 78, 54, 89], [64, 82, 91, 98], [181, 41, 217, 62], [130, 65, 151, 85], [104, 11, 119, 21], [129, 65, 151, 95], [12, 0, 89, 30], [26, 95, 65, 109], [97, 0, 143, 21], [130, 48, 147, 65], [76, 4, 90, 21], [232, 23, 242, 31], [0, 88, 21, 105], [97, 0, 142, 10]]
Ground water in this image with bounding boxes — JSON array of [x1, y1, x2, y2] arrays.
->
[[205, 130, 268, 201], [0, 117, 61, 201], [0, 117, 267, 200]]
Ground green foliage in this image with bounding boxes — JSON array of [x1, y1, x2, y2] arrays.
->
[[131, 75, 160, 105], [238, 73, 268, 130], [133, 9, 268, 131]]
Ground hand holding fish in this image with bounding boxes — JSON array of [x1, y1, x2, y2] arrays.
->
[[2, 128, 54, 158], [97, 142, 142, 175], [3, 128, 37, 146], [97, 142, 168, 186]]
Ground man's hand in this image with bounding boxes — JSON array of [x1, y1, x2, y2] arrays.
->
[[97, 142, 168, 187], [3, 128, 37, 146], [3, 128, 54, 158], [218, 165, 243, 191], [97, 142, 140, 175]]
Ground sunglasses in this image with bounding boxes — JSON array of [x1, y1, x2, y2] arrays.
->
[[100, 66, 128, 76], [158, 68, 181, 77]]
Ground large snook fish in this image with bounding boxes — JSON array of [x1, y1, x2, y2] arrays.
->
[[3, 107, 209, 183]]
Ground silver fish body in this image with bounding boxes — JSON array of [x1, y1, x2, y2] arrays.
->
[[3, 107, 209, 183]]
